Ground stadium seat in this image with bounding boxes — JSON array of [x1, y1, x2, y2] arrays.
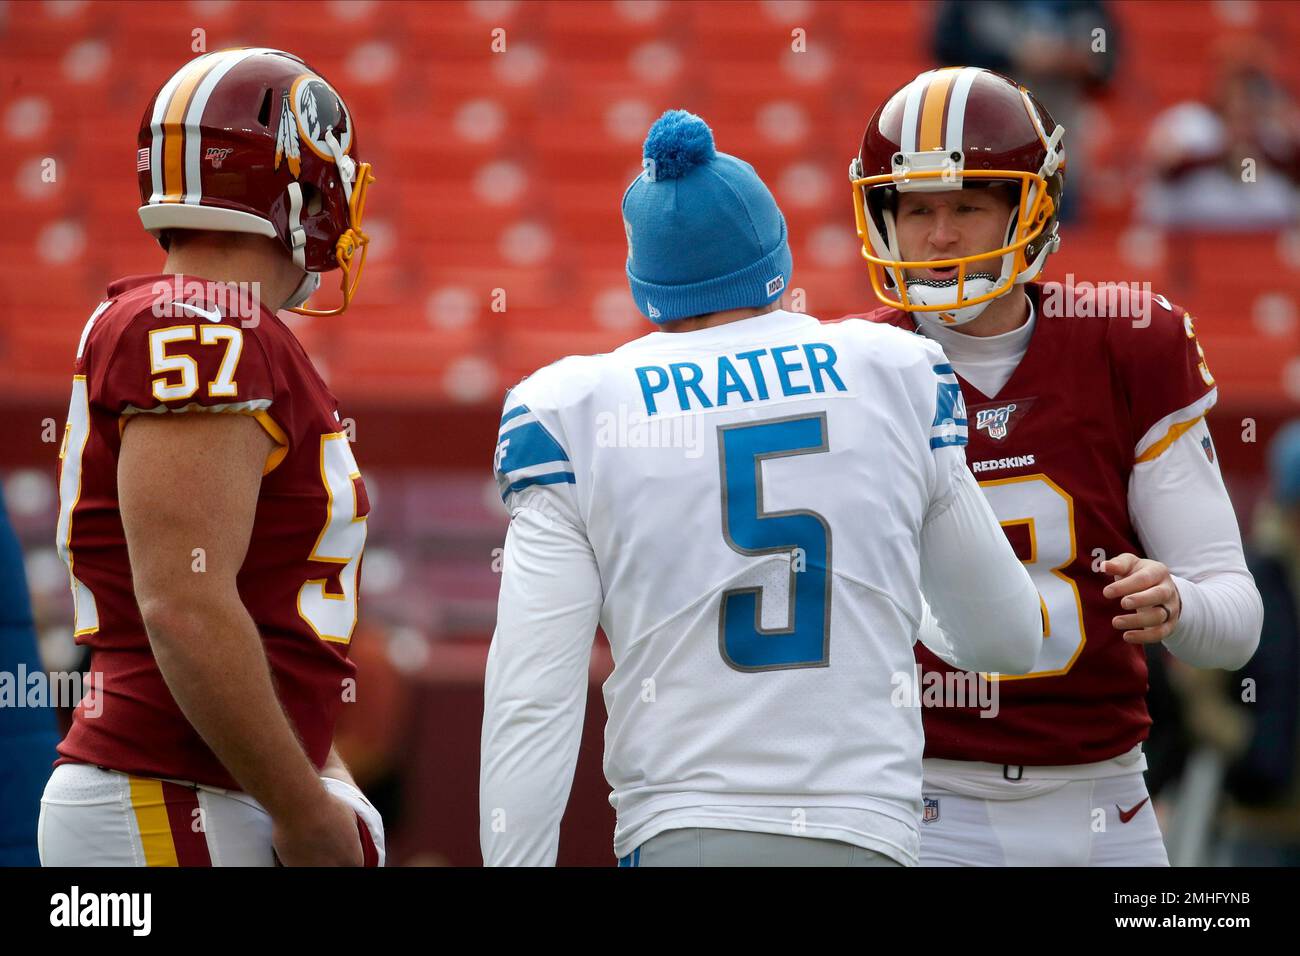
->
[[0, 0, 1294, 412]]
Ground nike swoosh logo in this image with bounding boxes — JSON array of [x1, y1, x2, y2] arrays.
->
[[176, 302, 224, 323], [1117, 796, 1150, 823]]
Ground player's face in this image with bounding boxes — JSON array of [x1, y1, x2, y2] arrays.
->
[[895, 186, 1016, 282]]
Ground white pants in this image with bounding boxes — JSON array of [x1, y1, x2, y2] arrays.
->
[[620, 828, 905, 867], [39, 763, 384, 867], [919, 754, 1169, 867]]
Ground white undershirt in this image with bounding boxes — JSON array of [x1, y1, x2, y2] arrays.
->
[[915, 293, 1261, 675], [918, 296, 1037, 399]]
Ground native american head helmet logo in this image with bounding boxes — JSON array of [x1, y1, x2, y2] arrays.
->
[[275, 73, 353, 181]]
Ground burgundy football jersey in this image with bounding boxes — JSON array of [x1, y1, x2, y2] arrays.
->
[[55, 274, 368, 789], [852, 282, 1217, 765]]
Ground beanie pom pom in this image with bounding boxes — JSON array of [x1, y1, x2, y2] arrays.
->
[[642, 110, 716, 181]]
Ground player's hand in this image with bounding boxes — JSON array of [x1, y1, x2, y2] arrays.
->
[[320, 775, 386, 866], [271, 792, 365, 867], [1101, 553, 1181, 645]]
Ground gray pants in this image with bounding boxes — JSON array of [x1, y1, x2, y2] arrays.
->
[[619, 828, 905, 867]]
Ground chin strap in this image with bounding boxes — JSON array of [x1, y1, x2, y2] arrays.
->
[[283, 271, 321, 311]]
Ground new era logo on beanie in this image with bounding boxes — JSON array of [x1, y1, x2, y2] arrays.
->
[[622, 110, 794, 324]]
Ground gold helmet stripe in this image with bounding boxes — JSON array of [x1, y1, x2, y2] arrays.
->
[[147, 54, 213, 202], [159, 55, 226, 203], [917, 67, 961, 152]]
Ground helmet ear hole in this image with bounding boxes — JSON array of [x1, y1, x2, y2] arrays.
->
[[257, 88, 273, 127], [867, 185, 896, 244], [301, 183, 324, 216]]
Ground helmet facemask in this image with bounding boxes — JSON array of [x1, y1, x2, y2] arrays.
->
[[289, 148, 375, 318], [850, 124, 1064, 326]]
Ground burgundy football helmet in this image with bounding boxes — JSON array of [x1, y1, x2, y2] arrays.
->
[[850, 67, 1065, 325], [137, 48, 374, 316]]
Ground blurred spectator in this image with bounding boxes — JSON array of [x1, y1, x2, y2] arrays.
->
[[0, 484, 60, 866], [1140, 37, 1300, 230], [1143, 640, 1192, 801], [932, 0, 1118, 221], [1213, 422, 1300, 865], [1175, 421, 1300, 864]]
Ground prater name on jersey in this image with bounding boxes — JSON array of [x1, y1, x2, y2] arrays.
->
[[636, 342, 846, 415]]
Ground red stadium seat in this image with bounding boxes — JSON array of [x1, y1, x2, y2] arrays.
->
[[1, 0, 1296, 414]]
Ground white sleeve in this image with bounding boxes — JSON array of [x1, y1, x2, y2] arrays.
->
[[1128, 418, 1262, 670], [479, 505, 602, 867], [917, 454, 1043, 675]]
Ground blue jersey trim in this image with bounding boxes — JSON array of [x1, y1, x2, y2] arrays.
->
[[501, 471, 577, 500]]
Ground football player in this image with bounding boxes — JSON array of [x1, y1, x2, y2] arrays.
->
[[40, 49, 382, 866], [480, 111, 1043, 867], [846, 66, 1263, 865]]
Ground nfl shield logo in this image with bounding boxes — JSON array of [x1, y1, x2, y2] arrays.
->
[[1202, 435, 1215, 463], [975, 403, 1017, 440], [923, 797, 940, 824]]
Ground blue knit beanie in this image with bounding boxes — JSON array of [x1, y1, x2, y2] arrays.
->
[[622, 110, 793, 323]]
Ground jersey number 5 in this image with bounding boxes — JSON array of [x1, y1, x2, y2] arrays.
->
[[717, 413, 832, 671]]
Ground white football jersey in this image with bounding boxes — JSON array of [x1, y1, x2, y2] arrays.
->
[[490, 309, 970, 864]]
